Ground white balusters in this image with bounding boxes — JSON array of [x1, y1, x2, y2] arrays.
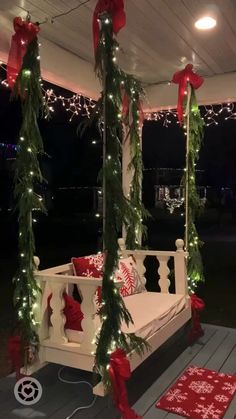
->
[[78, 282, 98, 353], [174, 239, 188, 295], [49, 281, 68, 344], [134, 254, 146, 287], [157, 255, 170, 293]]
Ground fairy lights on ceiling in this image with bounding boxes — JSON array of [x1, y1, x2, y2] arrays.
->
[[0, 62, 96, 121], [43, 88, 96, 121], [145, 102, 236, 127], [1, 62, 236, 126]]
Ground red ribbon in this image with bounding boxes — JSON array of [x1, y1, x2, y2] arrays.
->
[[7, 17, 40, 89], [172, 64, 204, 124], [188, 293, 205, 344], [109, 349, 142, 419], [93, 0, 126, 53], [7, 335, 23, 380]]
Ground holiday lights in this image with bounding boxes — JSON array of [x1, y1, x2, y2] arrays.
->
[[0, 63, 96, 121], [43, 88, 96, 121], [145, 102, 236, 127], [2, 62, 236, 125]]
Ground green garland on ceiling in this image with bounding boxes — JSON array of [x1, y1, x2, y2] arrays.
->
[[182, 86, 205, 293], [94, 12, 147, 387], [12, 35, 46, 357]]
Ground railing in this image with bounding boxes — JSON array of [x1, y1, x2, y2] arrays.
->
[[33, 238, 188, 353]]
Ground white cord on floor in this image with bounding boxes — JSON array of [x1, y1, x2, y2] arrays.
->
[[57, 367, 97, 419]]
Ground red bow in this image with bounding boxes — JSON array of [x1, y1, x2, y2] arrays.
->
[[7, 335, 23, 380], [172, 64, 204, 124], [7, 17, 40, 89], [109, 349, 142, 419], [188, 293, 205, 344], [93, 0, 126, 53]]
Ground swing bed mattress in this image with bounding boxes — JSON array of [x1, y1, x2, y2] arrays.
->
[[62, 292, 187, 343]]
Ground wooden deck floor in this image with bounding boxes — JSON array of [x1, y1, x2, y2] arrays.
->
[[0, 324, 235, 419]]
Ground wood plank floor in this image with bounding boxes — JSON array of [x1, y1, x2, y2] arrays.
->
[[0, 324, 235, 419]]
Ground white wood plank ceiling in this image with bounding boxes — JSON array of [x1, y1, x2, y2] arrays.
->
[[1, 0, 236, 106]]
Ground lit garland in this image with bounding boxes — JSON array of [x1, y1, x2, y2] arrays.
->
[[93, 12, 146, 388], [123, 76, 149, 248], [0, 62, 96, 121], [10, 22, 46, 360], [182, 86, 205, 293]]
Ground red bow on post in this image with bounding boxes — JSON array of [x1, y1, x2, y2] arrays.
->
[[172, 64, 204, 124], [7, 17, 40, 89], [109, 349, 142, 419], [188, 293, 205, 344], [93, 0, 126, 53]]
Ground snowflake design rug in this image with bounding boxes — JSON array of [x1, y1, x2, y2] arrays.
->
[[156, 365, 236, 418]]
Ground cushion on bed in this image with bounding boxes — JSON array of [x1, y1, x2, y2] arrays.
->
[[119, 292, 186, 338], [63, 292, 187, 343], [71, 253, 144, 302]]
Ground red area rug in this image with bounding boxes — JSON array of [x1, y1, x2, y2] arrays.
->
[[156, 366, 236, 418]]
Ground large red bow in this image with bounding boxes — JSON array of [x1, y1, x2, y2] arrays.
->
[[188, 293, 205, 344], [109, 349, 142, 419], [172, 64, 204, 124], [7, 17, 40, 89], [93, 0, 126, 53]]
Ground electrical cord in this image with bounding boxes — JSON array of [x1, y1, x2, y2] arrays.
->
[[57, 367, 97, 419]]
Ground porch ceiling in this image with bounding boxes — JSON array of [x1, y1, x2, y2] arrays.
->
[[1, 0, 236, 108]]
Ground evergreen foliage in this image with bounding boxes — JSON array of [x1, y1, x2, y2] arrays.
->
[[12, 35, 46, 351]]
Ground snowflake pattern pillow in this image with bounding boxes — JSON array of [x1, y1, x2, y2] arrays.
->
[[71, 253, 145, 303], [117, 256, 145, 297], [71, 253, 103, 278]]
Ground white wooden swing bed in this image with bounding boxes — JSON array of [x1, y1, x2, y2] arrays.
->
[[31, 236, 191, 396]]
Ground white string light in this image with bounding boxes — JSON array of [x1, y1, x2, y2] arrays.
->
[[2, 62, 236, 125], [0, 63, 96, 121], [43, 88, 96, 121], [145, 102, 236, 126]]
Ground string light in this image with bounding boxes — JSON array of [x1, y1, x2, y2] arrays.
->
[[0, 63, 96, 121], [145, 102, 236, 126], [43, 88, 96, 121]]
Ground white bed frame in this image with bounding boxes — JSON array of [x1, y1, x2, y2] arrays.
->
[[28, 238, 191, 396]]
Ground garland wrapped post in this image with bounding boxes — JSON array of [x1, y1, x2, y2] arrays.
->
[[122, 76, 148, 249], [172, 64, 205, 294], [93, 0, 146, 410], [7, 16, 46, 368]]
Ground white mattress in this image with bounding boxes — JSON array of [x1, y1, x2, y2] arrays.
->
[[63, 292, 186, 343]]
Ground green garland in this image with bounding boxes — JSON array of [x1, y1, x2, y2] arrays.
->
[[94, 13, 146, 386], [123, 75, 148, 249], [13, 35, 46, 354], [182, 86, 205, 293]]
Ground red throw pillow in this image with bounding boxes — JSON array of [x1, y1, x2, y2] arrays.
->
[[71, 253, 144, 307], [71, 253, 103, 278], [47, 292, 83, 331], [72, 253, 104, 307]]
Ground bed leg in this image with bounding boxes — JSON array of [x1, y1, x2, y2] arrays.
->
[[93, 381, 107, 397]]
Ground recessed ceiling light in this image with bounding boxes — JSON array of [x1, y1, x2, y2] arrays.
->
[[195, 16, 216, 30]]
